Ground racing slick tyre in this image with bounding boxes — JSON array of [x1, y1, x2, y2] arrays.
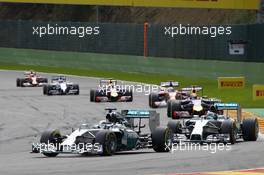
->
[[74, 85, 80, 95], [42, 78, 48, 83], [152, 127, 173, 152], [45, 85, 52, 96], [90, 89, 96, 102], [16, 78, 21, 87], [242, 118, 259, 141], [43, 85, 48, 95], [167, 100, 181, 118], [220, 120, 236, 144], [95, 130, 117, 156], [167, 121, 182, 134], [125, 90, 133, 102], [149, 93, 159, 108], [40, 130, 62, 157], [17, 78, 25, 87]]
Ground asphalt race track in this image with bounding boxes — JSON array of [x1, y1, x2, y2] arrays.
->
[[0, 70, 263, 175]]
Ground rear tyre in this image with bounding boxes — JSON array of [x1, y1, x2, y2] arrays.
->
[[95, 131, 117, 156], [125, 90, 133, 102], [167, 100, 181, 118], [74, 85, 80, 95], [90, 89, 96, 102], [40, 130, 61, 157], [242, 118, 259, 141], [149, 93, 159, 108], [220, 120, 236, 144], [152, 127, 173, 152]]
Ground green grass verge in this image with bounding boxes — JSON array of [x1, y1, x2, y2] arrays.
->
[[0, 47, 263, 108]]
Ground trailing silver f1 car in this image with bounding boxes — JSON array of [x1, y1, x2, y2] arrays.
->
[[167, 103, 259, 144], [31, 109, 173, 157], [16, 71, 48, 87], [43, 76, 79, 95], [167, 85, 221, 118], [149, 81, 180, 108], [90, 79, 133, 102]]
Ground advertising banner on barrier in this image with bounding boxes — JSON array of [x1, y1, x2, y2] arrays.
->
[[253, 85, 264, 100], [218, 77, 245, 89], [0, 0, 260, 10]]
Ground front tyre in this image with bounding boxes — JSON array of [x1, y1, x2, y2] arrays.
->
[[152, 127, 173, 152], [95, 131, 117, 156], [90, 89, 96, 102], [16, 78, 21, 87], [40, 130, 62, 157], [167, 120, 182, 134], [220, 120, 236, 144], [43, 85, 47, 95]]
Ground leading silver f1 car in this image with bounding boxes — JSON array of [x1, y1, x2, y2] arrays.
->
[[167, 103, 259, 144], [43, 76, 79, 95], [31, 109, 173, 157]]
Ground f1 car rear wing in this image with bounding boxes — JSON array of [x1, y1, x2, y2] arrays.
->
[[160, 81, 179, 87], [121, 110, 160, 133], [214, 103, 242, 122], [181, 85, 203, 92], [100, 79, 117, 86], [180, 85, 203, 95], [24, 71, 36, 76]]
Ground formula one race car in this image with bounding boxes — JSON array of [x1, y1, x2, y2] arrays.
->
[[167, 103, 259, 144], [90, 79, 133, 102], [43, 76, 79, 95], [167, 85, 221, 118], [16, 71, 48, 87], [31, 109, 173, 157], [149, 81, 180, 108]]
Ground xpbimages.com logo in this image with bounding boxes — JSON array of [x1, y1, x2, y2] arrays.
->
[[32, 141, 102, 154], [32, 24, 100, 38], [164, 24, 232, 38], [98, 83, 160, 95], [165, 140, 232, 154]]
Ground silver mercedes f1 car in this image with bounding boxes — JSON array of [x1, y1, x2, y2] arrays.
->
[[31, 109, 173, 157], [167, 103, 259, 144]]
